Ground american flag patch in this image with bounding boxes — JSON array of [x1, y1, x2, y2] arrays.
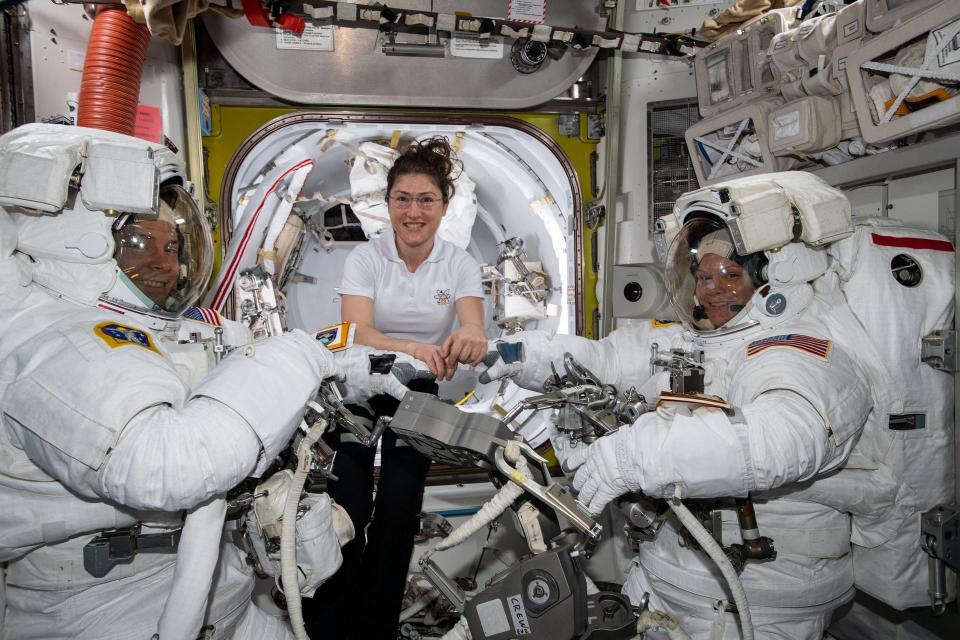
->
[[184, 307, 223, 327], [746, 334, 831, 360]]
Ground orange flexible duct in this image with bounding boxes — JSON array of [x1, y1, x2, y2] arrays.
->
[[76, 7, 150, 135]]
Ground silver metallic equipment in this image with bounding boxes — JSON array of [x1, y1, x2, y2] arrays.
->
[[388, 385, 635, 640], [483, 237, 554, 331], [236, 267, 285, 339], [499, 237, 551, 305], [314, 381, 387, 448], [498, 352, 649, 448], [651, 344, 705, 395], [388, 391, 517, 469], [389, 391, 600, 543], [921, 504, 960, 615]]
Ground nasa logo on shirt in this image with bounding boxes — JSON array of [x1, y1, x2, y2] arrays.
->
[[433, 289, 451, 306]]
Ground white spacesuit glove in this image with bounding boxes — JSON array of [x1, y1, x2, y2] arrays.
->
[[477, 331, 564, 391], [190, 328, 345, 477], [334, 345, 435, 403], [546, 420, 591, 477], [571, 426, 644, 516]]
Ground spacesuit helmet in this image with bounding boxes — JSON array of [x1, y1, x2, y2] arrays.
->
[[657, 172, 855, 336], [664, 216, 768, 332], [0, 123, 212, 322], [103, 182, 212, 319]]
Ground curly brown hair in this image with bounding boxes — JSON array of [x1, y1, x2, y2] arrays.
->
[[386, 136, 462, 203]]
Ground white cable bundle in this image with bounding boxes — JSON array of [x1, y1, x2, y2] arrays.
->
[[425, 442, 528, 560], [281, 417, 328, 640], [428, 442, 533, 640], [669, 486, 753, 640]]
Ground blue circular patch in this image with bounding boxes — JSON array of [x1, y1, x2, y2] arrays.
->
[[765, 293, 787, 316]]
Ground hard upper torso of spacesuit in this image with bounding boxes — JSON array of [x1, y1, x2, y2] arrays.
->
[[0, 286, 257, 640], [604, 282, 883, 612]]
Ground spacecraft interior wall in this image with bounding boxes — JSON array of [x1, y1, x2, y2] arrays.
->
[[25, 2, 187, 155], [200, 0, 603, 109]]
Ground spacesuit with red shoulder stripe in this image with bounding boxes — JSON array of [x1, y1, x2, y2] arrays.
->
[[480, 172, 939, 638]]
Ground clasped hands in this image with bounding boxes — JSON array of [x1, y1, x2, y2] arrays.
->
[[405, 324, 487, 381]]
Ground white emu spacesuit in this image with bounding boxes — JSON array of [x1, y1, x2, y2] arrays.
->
[[482, 172, 934, 638], [0, 124, 421, 640]]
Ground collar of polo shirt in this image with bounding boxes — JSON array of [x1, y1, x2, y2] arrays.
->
[[381, 228, 445, 264]]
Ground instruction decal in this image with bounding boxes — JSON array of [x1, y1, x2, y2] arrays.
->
[[276, 24, 334, 51], [450, 34, 504, 59]]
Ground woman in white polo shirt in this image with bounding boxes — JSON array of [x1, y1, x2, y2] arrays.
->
[[304, 138, 486, 640]]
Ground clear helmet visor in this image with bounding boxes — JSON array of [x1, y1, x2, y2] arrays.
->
[[664, 217, 761, 332], [111, 184, 212, 317]]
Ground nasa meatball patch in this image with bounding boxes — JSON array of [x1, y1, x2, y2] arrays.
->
[[93, 322, 161, 355], [745, 334, 831, 361]]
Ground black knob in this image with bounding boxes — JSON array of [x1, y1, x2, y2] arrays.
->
[[623, 281, 642, 303]]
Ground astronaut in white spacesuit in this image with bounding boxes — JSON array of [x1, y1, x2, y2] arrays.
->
[[0, 124, 426, 640], [482, 172, 899, 639]]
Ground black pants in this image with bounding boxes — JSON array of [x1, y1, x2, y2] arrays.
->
[[303, 381, 436, 640]]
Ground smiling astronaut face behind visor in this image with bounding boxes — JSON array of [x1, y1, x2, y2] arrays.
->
[[664, 217, 767, 332], [0, 123, 213, 322], [105, 183, 212, 318]]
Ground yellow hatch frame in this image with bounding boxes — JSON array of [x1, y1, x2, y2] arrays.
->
[[203, 106, 601, 338]]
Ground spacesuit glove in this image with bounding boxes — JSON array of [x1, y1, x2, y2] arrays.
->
[[335, 345, 435, 403], [546, 420, 591, 477], [572, 427, 644, 516], [551, 434, 591, 476], [477, 331, 558, 390], [192, 329, 342, 476]]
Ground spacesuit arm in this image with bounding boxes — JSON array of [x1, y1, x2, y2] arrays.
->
[[481, 323, 679, 391], [4, 327, 336, 512], [573, 346, 871, 511], [667, 391, 859, 496], [96, 400, 263, 511]]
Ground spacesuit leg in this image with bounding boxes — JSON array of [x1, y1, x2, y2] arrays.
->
[[231, 601, 295, 640], [302, 429, 377, 640], [623, 561, 845, 640]]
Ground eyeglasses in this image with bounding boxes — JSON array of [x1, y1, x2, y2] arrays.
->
[[389, 194, 442, 210]]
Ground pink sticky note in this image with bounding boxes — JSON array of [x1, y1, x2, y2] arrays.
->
[[134, 104, 163, 143]]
